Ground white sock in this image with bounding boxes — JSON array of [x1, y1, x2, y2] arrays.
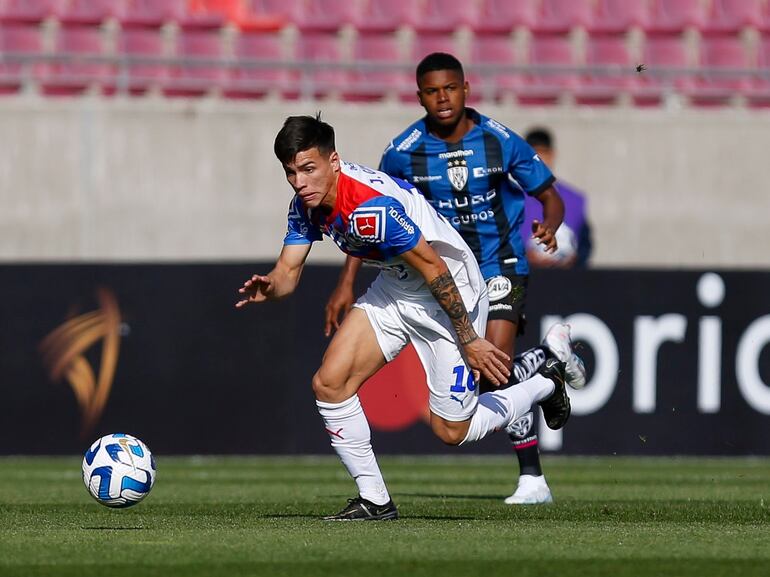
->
[[316, 395, 390, 506], [461, 374, 555, 444]]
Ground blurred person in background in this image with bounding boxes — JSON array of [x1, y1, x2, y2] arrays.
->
[[325, 53, 586, 505], [523, 128, 593, 269]]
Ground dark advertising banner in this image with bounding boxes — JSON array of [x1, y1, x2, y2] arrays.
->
[[1, 264, 768, 455]]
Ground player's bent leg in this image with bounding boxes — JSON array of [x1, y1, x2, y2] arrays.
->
[[312, 308, 386, 403], [313, 308, 394, 517]]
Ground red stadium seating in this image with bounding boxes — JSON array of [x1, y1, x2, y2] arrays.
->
[[224, 30, 292, 99], [631, 34, 694, 106], [531, 0, 594, 35], [120, 0, 187, 28], [469, 35, 519, 102], [114, 26, 166, 94], [588, 0, 650, 35], [294, 0, 358, 33], [296, 33, 349, 99], [412, 0, 478, 34], [574, 35, 632, 105], [412, 34, 459, 62], [646, 0, 707, 34], [345, 33, 410, 101], [59, 0, 125, 25], [243, 0, 301, 26], [690, 36, 752, 106], [0, 0, 64, 23], [165, 27, 224, 97], [517, 34, 577, 105], [0, 23, 44, 93], [475, 0, 538, 35], [42, 24, 110, 95], [352, 0, 420, 33], [746, 36, 770, 106], [702, 0, 763, 35]]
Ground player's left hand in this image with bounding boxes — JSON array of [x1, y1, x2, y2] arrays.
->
[[462, 338, 511, 387], [531, 220, 558, 254], [235, 274, 273, 307]]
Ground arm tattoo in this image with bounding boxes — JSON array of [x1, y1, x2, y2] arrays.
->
[[428, 271, 478, 345]]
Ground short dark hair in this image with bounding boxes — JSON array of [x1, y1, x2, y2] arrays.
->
[[274, 113, 336, 165], [525, 127, 554, 149], [416, 52, 464, 83]]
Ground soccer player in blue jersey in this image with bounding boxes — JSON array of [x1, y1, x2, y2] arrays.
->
[[325, 53, 586, 505], [237, 115, 572, 520]]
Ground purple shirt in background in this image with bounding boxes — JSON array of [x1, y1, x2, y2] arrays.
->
[[521, 180, 593, 268]]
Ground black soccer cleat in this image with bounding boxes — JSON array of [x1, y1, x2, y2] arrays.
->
[[537, 358, 571, 430], [323, 497, 399, 521]]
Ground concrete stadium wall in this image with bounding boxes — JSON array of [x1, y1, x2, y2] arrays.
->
[[1, 97, 768, 268]]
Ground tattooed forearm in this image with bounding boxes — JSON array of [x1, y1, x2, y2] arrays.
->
[[428, 271, 478, 345]]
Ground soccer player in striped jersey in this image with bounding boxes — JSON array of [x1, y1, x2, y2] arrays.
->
[[237, 115, 572, 520], [325, 53, 586, 505]]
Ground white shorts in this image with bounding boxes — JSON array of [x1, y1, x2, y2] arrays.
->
[[354, 275, 488, 422]]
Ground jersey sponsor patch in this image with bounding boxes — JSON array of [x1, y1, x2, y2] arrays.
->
[[487, 275, 512, 301], [350, 206, 386, 242]]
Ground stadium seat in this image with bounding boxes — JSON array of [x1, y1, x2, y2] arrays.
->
[[574, 35, 632, 105], [58, 0, 125, 25], [114, 25, 167, 94], [412, 34, 459, 62], [468, 34, 519, 102], [690, 36, 752, 106], [120, 0, 187, 28], [645, 0, 707, 34], [631, 34, 693, 106], [243, 0, 301, 27], [588, 0, 650, 35], [295, 33, 349, 99], [702, 0, 763, 35], [531, 0, 594, 35], [412, 0, 478, 34], [165, 27, 224, 97], [344, 32, 409, 101], [224, 30, 291, 99], [42, 24, 110, 95], [294, 0, 358, 33], [352, 0, 420, 33], [746, 36, 770, 106], [0, 0, 64, 23], [474, 0, 538, 35], [0, 23, 44, 93], [517, 34, 577, 105]]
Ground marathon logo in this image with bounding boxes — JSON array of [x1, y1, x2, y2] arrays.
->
[[438, 149, 474, 159]]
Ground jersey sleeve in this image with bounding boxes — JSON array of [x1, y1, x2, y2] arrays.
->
[[283, 196, 322, 245], [506, 133, 556, 196], [378, 142, 405, 179], [348, 196, 420, 258]]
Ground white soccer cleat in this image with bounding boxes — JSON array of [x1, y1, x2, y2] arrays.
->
[[542, 322, 587, 389], [504, 475, 553, 505]]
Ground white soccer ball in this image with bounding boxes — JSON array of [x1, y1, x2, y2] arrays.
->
[[82, 433, 156, 508]]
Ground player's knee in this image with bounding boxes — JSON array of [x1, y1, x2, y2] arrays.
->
[[311, 369, 352, 403]]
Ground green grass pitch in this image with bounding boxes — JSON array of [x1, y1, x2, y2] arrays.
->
[[1, 455, 769, 577]]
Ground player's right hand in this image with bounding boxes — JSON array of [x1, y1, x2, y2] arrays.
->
[[235, 274, 273, 307], [462, 338, 511, 387], [324, 284, 355, 336]]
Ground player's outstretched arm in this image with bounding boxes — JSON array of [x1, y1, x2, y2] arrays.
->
[[401, 237, 511, 386], [531, 186, 565, 254], [324, 255, 363, 337], [235, 243, 311, 308]]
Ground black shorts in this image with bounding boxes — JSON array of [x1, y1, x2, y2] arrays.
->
[[485, 274, 528, 327]]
